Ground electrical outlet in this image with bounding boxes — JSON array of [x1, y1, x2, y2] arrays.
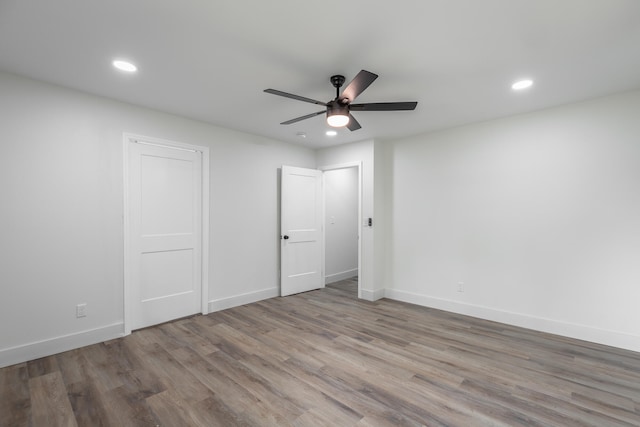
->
[[457, 282, 464, 292], [76, 303, 87, 318]]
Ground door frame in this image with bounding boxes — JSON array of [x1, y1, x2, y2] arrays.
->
[[123, 133, 210, 335], [319, 161, 363, 299]]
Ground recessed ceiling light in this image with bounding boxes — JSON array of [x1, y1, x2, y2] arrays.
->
[[326, 130, 337, 136], [512, 79, 533, 90], [112, 60, 137, 72]]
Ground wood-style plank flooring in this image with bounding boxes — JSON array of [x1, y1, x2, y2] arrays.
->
[[2, 277, 640, 426]]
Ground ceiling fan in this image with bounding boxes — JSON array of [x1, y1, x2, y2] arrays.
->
[[264, 70, 417, 131]]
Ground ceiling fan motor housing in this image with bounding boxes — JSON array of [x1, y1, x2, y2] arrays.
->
[[326, 100, 350, 127], [327, 100, 348, 115]]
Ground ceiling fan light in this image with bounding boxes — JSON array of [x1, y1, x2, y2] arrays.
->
[[327, 114, 349, 127], [327, 102, 350, 127]]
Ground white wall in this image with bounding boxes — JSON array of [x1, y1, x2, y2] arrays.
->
[[0, 71, 315, 367], [385, 90, 640, 352], [324, 167, 359, 283]]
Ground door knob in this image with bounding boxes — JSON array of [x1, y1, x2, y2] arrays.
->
[[283, 235, 289, 240]]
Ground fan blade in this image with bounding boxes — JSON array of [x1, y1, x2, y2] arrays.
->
[[346, 114, 361, 131], [280, 110, 326, 125], [264, 89, 327, 106], [339, 70, 378, 103], [350, 101, 417, 111]]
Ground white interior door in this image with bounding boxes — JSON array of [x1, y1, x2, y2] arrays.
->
[[127, 140, 203, 330], [281, 165, 323, 296]]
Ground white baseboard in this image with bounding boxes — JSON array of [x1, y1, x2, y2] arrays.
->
[[361, 288, 385, 302], [208, 287, 280, 312], [384, 289, 640, 353], [0, 323, 124, 369], [325, 269, 358, 285]]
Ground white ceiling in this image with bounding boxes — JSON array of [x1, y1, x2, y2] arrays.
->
[[1, 0, 639, 149]]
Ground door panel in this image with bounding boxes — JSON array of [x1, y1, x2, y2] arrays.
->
[[140, 154, 194, 234], [281, 165, 323, 296], [140, 249, 194, 300], [128, 141, 202, 330]]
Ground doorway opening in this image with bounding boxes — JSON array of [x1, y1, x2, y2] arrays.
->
[[321, 163, 361, 299]]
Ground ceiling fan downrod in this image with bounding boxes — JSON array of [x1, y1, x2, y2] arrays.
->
[[330, 75, 346, 100]]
